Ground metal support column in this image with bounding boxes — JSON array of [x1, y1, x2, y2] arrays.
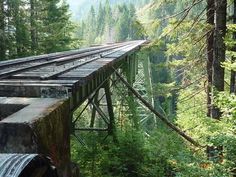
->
[[104, 80, 117, 142], [90, 92, 99, 128]]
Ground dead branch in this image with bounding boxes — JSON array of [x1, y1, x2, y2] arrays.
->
[[113, 67, 203, 147]]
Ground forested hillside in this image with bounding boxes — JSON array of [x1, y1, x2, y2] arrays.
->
[[0, 0, 236, 176], [68, 0, 150, 20], [0, 0, 77, 60], [71, 0, 236, 176], [74, 0, 148, 45]]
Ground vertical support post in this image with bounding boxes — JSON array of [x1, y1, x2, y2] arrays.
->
[[90, 92, 99, 128], [142, 55, 154, 104], [132, 54, 137, 82], [129, 54, 136, 85], [125, 55, 139, 129], [125, 55, 135, 86], [142, 55, 156, 124], [135, 53, 139, 76], [104, 80, 117, 142]]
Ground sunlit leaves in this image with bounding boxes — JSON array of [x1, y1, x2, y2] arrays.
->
[[217, 92, 236, 120], [222, 60, 236, 71], [225, 24, 236, 49]]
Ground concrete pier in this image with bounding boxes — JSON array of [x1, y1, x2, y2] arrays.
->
[[0, 97, 70, 177]]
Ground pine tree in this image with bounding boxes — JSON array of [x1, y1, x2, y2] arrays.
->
[[40, 0, 74, 53], [0, 0, 5, 60], [96, 2, 105, 36], [128, 3, 136, 39], [115, 4, 129, 41], [13, 0, 30, 57], [86, 6, 96, 44], [30, 0, 38, 55], [212, 0, 227, 119], [4, 0, 12, 58], [77, 20, 86, 40], [104, 0, 113, 42], [206, 0, 214, 116]]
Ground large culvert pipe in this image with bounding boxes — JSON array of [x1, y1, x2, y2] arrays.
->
[[0, 154, 58, 177]]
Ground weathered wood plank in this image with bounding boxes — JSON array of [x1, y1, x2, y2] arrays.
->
[[0, 40, 147, 109]]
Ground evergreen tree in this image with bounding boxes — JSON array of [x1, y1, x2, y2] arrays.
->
[[104, 0, 113, 42], [13, 0, 30, 57], [115, 4, 129, 41], [30, 0, 38, 55], [4, 0, 16, 58], [206, 0, 214, 116], [96, 2, 105, 36], [69, 0, 236, 176], [212, 0, 227, 119], [40, 0, 74, 53], [85, 6, 96, 45], [0, 0, 75, 59], [76, 1, 143, 45], [128, 3, 136, 39], [77, 20, 86, 41], [0, 0, 5, 60]]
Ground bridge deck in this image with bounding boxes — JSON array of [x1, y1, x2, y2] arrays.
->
[[0, 40, 146, 109]]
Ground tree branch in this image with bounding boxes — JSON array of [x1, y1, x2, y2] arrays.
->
[[113, 67, 203, 147]]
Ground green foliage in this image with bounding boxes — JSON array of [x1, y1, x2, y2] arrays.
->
[[152, 82, 175, 97], [225, 24, 236, 49], [137, 0, 236, 176], [75, 1, 146, 46], [0, 0, 77, 60], [72, 122, 233, 176], [222, 60, 236, 71], [70, 0, 151, 21], [176, 85, 236, 176], [40, 0, 75, 53], [70, 0, 236, 176], [217, 92, 236, 119], [100, 129, 146, 177], [71, 129, 146, 177]]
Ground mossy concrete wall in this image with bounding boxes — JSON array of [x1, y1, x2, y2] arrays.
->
[[0, 97, 71, 177]]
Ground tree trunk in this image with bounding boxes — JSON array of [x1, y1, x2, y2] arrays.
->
[[30, 0, 37, 55], [206, 0, 214, 116], [230, 0, 236, 94], [0, 0, 5, 60], [212, 0, 227, 119], [14, 0, 22, 57]]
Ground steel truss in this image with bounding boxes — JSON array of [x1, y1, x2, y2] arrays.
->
[[71, 53, 154, 145]]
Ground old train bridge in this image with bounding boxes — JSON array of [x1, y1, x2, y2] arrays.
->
[[0, 40, 147, 177]]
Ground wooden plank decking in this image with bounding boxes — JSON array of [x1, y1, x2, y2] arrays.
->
[[0, 40, 147, 109]]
